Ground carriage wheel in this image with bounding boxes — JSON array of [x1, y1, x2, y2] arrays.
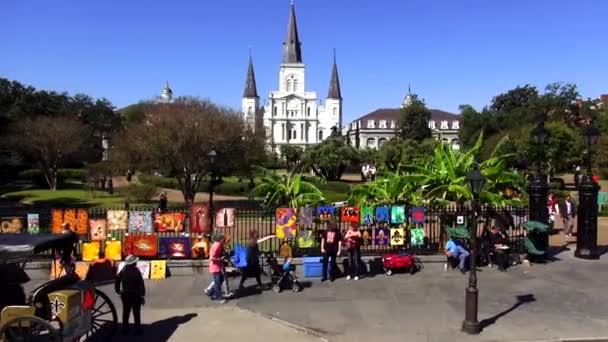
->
[[271, 284, 282, 294], [0, 315, 61, 342], [81, 289, 118, 341]]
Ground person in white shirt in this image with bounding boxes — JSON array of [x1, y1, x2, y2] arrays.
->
[[560, 195, 577, 238]]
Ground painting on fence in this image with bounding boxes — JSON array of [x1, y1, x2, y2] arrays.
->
[[136, 261, 150, 279], [214, 208, 235, 228], [279, 241, 293, 258], [190, 203, 210, 233], [75, 209, 88, 234], [159, 237, 190, 258], [316, 206, 335, 221], [276, 208, 297, 239], [89, 219, 107, 241], [191, 237, 209, 258], [411, 207, 426, 224], [82, 241, 101, 262], [1, 216, 23, 233], [390, 206, 406, 224], [361, 207, 374, 226], [298, 207, 314, 226], [297, 229, 316, 248], [107, 210, 128, 231], [410, 228, 425, 246], [361, 228, 373, 246], [150, 260, 167, 279], [124, 235, 158, 257], [128, 211, 153, 233], [375, 206, 389, 223], [390, 228, 405, 246], [63, 209, 77, 232], [51, 209, 63, 233], [341, 207, 360, 223], [374, 227, 389, 246], [104, 240, 122, 261], [27, 214, 39, 234], [154, 212, 185, 232]]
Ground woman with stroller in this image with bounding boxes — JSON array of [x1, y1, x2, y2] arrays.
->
[[238, 230, 275, 290], [344, 223, 362, 280]]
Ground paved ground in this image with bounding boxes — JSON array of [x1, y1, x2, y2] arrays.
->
[[23, 246, 608, 342]]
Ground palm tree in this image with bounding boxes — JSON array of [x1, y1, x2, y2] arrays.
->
[[253, 171, 326, 208]]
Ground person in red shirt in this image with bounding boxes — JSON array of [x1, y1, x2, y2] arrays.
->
[[208, 234, 226, 304], [344, 223, 362, 280]]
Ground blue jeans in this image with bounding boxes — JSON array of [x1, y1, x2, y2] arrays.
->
[[451, 246, 469, 270], [212, 272, 224, 300]]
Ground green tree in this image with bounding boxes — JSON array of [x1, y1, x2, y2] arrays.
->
[[253, 172, 325, 208], [302, 137, 359, 181], [377, 138, 436, 171], [280, 145, 304, 171], [396, 94, 432, 141], [349, 171, 423, 206]]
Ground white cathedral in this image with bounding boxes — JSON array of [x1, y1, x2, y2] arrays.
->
[[241, 2, 343, 154]]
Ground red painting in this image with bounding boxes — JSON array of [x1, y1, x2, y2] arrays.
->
[[124, 235, 158, 257], [154, 212, 185, 232], [341, 207, 360, 222], [190, 203, 210, 233]]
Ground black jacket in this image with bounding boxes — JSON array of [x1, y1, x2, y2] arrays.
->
[[559, 200, 577, 217], [115, 265, 145, 296]]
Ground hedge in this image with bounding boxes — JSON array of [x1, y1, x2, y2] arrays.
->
[[18, 168, 88, 187]]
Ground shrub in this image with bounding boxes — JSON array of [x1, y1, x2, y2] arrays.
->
[[121, 184, 157, 203], [17, 168, 87, 188], [138, 174, 180, 189], [319, 181, 351, 193], [58, 169, 87, 182]]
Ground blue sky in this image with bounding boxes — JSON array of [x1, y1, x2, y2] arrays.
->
[[1, 0, 606, 124]]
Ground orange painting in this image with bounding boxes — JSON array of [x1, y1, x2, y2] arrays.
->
[[51, 209, 64, 234], [82, 241, 101, 261], [64, 209, 77, 231], [124, 235, 158, 257], [75, 209, 88, 235], [154, 212, 185, 232], [104, 240, 122, 261], [74, 262, 90, 280]]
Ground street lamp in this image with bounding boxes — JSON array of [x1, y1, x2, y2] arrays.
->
[[527, 120, 549, 250], [576, 126, 600, 259], [462, 163, 485, 335], [208, 149, 217, 229]]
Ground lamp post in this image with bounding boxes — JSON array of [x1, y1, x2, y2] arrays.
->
[[528, 120, 549, 248], [208, 149, 217, 229], [575, 126, 600, 259], [462, 163, 486, 335]]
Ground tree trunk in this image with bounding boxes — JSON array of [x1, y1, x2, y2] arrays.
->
[[43, 167, 58, 190]]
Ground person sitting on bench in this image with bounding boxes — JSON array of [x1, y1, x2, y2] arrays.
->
[[488, 226, 510, 271], [445, 237, 469, 274]]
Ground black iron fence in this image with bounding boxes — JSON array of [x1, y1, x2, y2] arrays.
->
[[0, 203, 528, 258]]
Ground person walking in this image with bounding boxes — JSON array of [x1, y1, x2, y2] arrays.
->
[[321, 222, 342, 282], [158, 192, 168, 212], [239, 230, 275, 290], [208, 234, 227, 304], [560, 195, 577, 238], [115, 255, 146, 336], [344, 223, 362, 280]]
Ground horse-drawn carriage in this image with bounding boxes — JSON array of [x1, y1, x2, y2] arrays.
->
[[0, 234, 117, 341]]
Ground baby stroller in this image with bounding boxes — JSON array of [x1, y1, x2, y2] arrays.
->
[[382, 250, 423, 276], [263, 252, 301, 293]]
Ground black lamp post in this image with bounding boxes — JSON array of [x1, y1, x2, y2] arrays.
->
[[527, 120, 549, 248], [575, 126, 600, 259], [462, 163, 486, 335], [208, 149, 217, 230]]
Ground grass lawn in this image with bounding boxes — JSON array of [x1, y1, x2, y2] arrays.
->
[[3, 188, 128, 207]]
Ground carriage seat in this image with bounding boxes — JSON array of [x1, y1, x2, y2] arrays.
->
[[28, 273, 80, 306]]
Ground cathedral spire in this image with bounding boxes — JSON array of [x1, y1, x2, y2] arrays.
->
[[327, 49, 342, 99], [282, 1, 302, 64], [243, 53, 258, 98]]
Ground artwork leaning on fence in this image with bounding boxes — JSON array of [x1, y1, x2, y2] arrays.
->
[[190, 203, 210, 233], [298, 207, 314, 226], [124, 234, 158, 257], [27, 214, 39, 234], [341, 207, 360, 223], [89, 219, 107, 241], [214, 208, 236, 228], [390, 228, 405, 246], [154, 212, 185, 232], [107, 210, 128, 231], [1, 216, 23, 233], [276, 208, 297, 239], [128, 211, 153, 233], [374, 227, 389, 246], [159, 237, 190, 258]]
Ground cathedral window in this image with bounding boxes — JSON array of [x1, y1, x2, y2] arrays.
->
[[282, 124, 285, 140], [378, 138, 387, 147], [367, 120, 375, 128], [248, 107, 252, 114], [307, 107, 311, 116], [452, 121, 459, 130], [293, 130, 297, 139], [366, 138, 376, 147], [318, 130, 323, 140], [273, 106, 277, 116], [390, 120, 395, 129], [441, 121, 448, 129], [333, 107, 337, 116], [379, 120, 387, 129], [293, 79, 299, 92], [286, 80, 292, 92], [428, 120, 436, 129]]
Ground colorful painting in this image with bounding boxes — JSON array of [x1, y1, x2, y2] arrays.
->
[[341, 207, 360, 222], [190, 203, 210, 233], [75, 209, 88, 235], [51, 209, 63, 233], [82, 241, 101, 261], [27, 214, 39, 234], [297, 229, 315, 248], [74, 262, 90, 280], [150, 260, 167, 279], [63, 209, 77, 232], [411, 228, 425, 247], [374, 227, 389, 246], [136, 261, 151, 279], [316, 206, 335, 221], [279, 242, 293, 258], [214, 208, 236, 228], [276, 208, 297, 239], [375, 206, 389, 223], [154, 212, 185, 232], [191, 237, 210, 258], [361, 207, 374, 226], [107, 210, 128, 231], [361, 228, 373, 246], [124, 235, 158, 257], [390, 206, 406, 224], [89, 219, 107, 241], [411, 207, 426, 224], [298, 207, 314, 226], [128, 211, 153, 233], [104, 240, 122, 261], [390, 228, 405, 246], [159, 237, 190, 258], [1, 217, 23, 233]]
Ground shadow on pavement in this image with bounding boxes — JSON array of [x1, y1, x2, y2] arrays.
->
[[113, 313, 197, 342], [597, 245, 608, 257], [480, 294, 536, 331]]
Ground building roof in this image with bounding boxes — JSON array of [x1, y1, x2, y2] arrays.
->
[[243, 55, 258, 98], [326, 54, 341, 99], [354, 108, 460, 123], [282, 2, 302, 64]]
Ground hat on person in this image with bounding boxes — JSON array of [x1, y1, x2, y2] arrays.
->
[[124, 254, 139, 265]]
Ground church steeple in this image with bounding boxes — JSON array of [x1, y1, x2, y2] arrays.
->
[[282, 1, 302, 64], [327, 50, 342, 99], [160, 81, 173, 103], [243, 54, 258, 98]]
